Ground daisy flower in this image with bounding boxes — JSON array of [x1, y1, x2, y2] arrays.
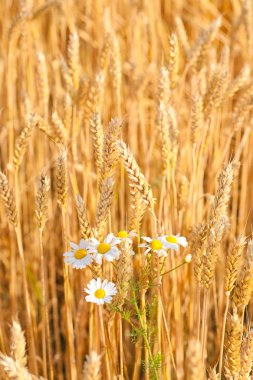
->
[[88, 233, 121, 265], [139, 236, 167, 257], [161, 234, 188, 251], [84, 278, 117, 305], [116, 229, 137, 241], [116, 230, 137, 255], [63, 239, 93, 269]]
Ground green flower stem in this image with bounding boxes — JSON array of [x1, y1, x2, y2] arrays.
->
[[161, 261, 186, 276]]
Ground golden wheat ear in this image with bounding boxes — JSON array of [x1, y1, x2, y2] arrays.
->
[[56, 149, 68, 208], [75, 194, 92, 239], [223, 308, 242, 379], [90, 112, 103, 179], [100, 118, 122, 189], [239, 329, 253, 379], [233, 238, 253, 310], [188, 16, 222, 71], [0, 320, 41, 380], [82, 351, 101, 380], [0, 171, 18, 227], [186, 339, 206, 380], [118, 140, 155, 210], [10, 320, 27, 368], [35, 174, 50, 231], [95, 176, 115, 238]]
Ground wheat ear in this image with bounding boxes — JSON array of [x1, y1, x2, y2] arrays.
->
[[95, 176, 114, 237], [82, 351, 101, 380], [186, 339, 206, 380], [37, 52, 49, 119], [13, 113, 37, 169], [90, 112, 103, 179], [67, 30, 80, 91], [239, 329, 253, 380], [100, 118, 122, 188], [10, 320, 27, 368], [224, 236, 246, 295], [188, 17, 222, 71], [0, 353, 39, 380], [75, 194, 92, 239], [168, 33, 179, 89], [224, 308, 242, 379], [112, 239, 132, 309], [118, 140, 155, 209], [36, 174, 50, 231], [56, 149, 68, 208], [0, 171, 18, 227], [233, 238, 253, 310]]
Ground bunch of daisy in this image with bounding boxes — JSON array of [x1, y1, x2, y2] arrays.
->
[[139, 233, 188, 256], [63, 231, 188, 305], [63, 230, 137, 305], [63, 230, 137, 270]]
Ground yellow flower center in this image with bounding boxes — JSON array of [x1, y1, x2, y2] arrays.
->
[[117, 230, 129, 238], [166, 235, 178, 244], [74, 249, 87, 260], [97, 243, 111, 254], [150, 239, 163, 250], [94, 289, 106, 299]]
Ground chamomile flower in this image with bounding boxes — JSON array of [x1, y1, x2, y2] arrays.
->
[[84, 278, 117, 305], [117, 229, 137, 240], [161, 234, 188, 251], [116, 230, 137, 255], [139, 236, 167, 257], [63, 239, 93, 269], [88, 233, 121, 265]]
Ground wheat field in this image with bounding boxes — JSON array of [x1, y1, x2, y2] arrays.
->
[[0, 0, 253, 379]]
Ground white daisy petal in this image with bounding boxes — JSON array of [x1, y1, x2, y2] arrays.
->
[[141, 236, 152, 242], [178, 237, 188, 247], [80, 239, 89, 249], [129, 230, 137, 238], [144, 248, 151, 255], [105, 233, 114, 243], [63, 251, 74, 257], [70, 242, 79, 250], [64, 257, 75, 265]]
